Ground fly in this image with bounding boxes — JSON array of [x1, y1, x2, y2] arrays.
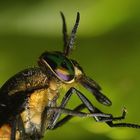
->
[[0, 12, 140, 140]]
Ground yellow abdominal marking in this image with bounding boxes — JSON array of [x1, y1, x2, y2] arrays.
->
[[0, 124, 11, 140]]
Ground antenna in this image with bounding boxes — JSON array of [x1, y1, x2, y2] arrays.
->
[[60, 12, 80, 56]]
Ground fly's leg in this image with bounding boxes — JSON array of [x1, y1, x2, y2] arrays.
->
[[10, 119, 16, 140], [97, 109, 140, 128], [43, 106, 111, 131], [52, 105, 126, 129], [107, 121, 140, 128], [11, 115, 43, 140], [16, 115, 26, 140], [47, 87, 115, 129], [41, 104, 85, 132], [47, 106, 127, 129], [52, 104, 85, 129], [46, 87, 140, 129], [10, 115, 26, 140], [51, 104, 140, 129], [48, 87, 99, 129]]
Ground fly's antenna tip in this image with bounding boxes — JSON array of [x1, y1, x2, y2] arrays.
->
[[76, 12, 80, 24], [60, 11, 64, 18], [77, 12, 80, 19]]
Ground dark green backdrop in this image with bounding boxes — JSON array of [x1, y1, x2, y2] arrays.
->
[[0, 0, 140, 140]]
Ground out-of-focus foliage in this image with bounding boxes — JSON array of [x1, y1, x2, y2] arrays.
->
[[0, 0, 140, 140]]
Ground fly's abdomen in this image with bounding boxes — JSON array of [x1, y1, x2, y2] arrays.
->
[[0, 124, 11, 140]]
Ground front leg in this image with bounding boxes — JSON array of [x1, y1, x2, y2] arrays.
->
[[47, 87, 140, 129], [47, 87, 122, 129], [48, 87, 99, 129]]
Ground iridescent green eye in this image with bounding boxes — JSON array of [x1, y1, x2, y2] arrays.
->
[[40, 52, 75, 82]]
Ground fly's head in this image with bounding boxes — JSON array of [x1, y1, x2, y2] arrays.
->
[[38, 12, 112, 106], [38, 51, 75, 84]]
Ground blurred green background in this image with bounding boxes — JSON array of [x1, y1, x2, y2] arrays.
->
[[0, 0, 140, 140]]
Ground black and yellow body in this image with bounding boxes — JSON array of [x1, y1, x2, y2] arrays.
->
[[0, 53, 81, 139], [0, 12, 140, 140], [0, 67, 58, 139]]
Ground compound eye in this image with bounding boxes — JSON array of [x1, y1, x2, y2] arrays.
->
[[41, 52, 75, 82]]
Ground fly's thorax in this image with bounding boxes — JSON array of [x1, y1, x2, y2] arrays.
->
[[0, 67, 49, 96], [48, 76, 63, 92], [20, 78, 61, 135], [20, 88, 48, 134]]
